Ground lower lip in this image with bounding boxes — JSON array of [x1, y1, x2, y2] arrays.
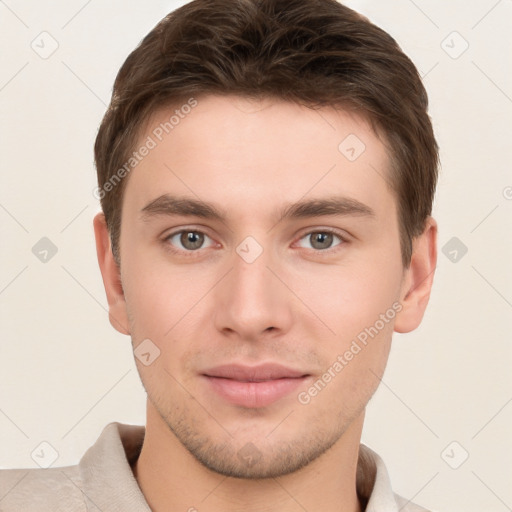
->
[[203, 375, 308, 408]]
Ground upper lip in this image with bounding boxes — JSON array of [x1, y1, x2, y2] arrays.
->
[[202, 363, 309, 382]]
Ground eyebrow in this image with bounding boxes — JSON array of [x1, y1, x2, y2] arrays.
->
[[140, 194, 375, 223]]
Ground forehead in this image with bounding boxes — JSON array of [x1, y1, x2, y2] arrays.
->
[[123, 94, 395, 222]]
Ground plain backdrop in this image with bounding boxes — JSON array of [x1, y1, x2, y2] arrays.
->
[[0, 1, 511, 511]]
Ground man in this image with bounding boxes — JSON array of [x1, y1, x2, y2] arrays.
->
[[0, 0, 438, 510]]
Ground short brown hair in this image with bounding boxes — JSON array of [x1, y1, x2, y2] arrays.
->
[[94, 0, 438, 267]]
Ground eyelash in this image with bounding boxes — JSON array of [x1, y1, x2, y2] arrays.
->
[[162, 227, 348, 257]]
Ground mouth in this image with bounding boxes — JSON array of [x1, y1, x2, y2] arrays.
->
[[201, 363, 311, 408]]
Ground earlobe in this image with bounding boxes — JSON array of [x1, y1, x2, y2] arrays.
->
[[394, 217, 437, 334], [93, 212, 131, 335]]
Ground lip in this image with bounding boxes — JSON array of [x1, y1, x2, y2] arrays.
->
[[201, 363, 310, 408]]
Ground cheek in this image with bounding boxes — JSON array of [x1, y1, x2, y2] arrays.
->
[[291, 258, 402, 339], [122, 254, 217, 341]]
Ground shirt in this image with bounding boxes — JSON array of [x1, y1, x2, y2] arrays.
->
[[0, 422, 431, 511]]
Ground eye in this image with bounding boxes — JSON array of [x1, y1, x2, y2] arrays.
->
[[296, 230, 345, 251], [164, 230, 215, 252]]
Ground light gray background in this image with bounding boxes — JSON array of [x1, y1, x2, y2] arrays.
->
[[1, 1, 511, 511]]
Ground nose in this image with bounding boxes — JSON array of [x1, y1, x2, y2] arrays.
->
[[212, 243, 294, 342]]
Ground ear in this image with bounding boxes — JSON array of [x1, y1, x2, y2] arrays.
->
[[394, 216, 437, 333], [93, 212, 130, 335]]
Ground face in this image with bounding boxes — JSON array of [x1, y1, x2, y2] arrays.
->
[[97, 94, 431, 479]]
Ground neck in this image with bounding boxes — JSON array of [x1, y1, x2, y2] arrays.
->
[[133, 403, 364, 512]]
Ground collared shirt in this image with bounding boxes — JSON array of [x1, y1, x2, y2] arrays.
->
[[0, 422, 430, 511]]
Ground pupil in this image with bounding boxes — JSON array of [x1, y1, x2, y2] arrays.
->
[[182, 231, 203, 249], [312, 232, 332, 249]]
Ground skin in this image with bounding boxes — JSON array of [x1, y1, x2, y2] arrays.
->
[[94, 94, 437, 512]]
